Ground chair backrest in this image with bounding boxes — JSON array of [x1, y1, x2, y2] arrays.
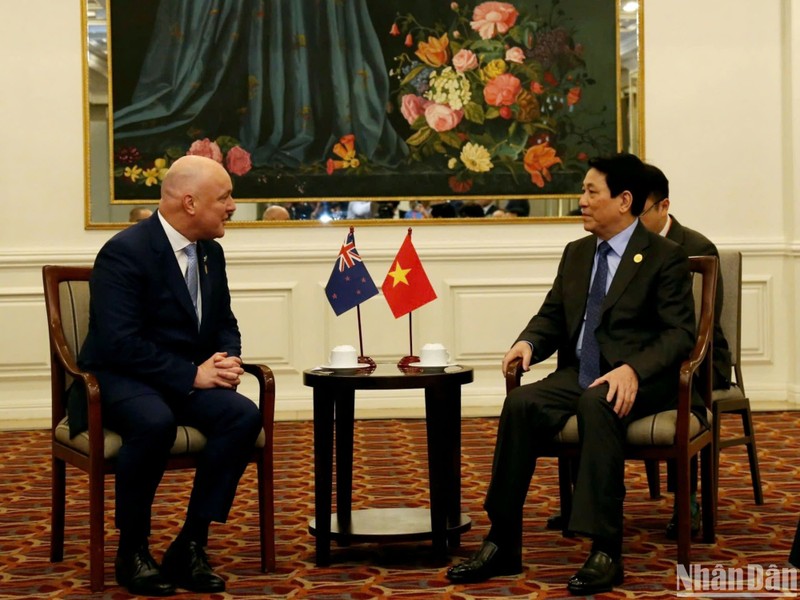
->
[[688, 255, 717, 409], [42, 266, 92, 394], [716, 250, 742, 369]]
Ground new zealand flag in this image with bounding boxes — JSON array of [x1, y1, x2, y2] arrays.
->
[[325, 227, 379, 315]]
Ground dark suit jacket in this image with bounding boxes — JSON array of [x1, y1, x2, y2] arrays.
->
[[72, 212, 240, 435], [516, 221, 696, 402], [666, 216, 732, 389]]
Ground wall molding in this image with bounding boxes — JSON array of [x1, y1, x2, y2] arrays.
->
[[3, 238, 800, 269]]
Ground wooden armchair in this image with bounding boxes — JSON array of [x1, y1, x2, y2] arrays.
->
[[43, 265, 276, 592], [504, 256, 718, 568]]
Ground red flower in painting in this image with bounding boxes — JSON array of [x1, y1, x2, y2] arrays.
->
[[225, 146, 252, 176], [523, 143, 562, 188], [483, 73, 522, 107], [448, 176, 473, 193]]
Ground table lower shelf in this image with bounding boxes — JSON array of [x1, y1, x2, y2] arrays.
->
[[309, 507, 471, 543]]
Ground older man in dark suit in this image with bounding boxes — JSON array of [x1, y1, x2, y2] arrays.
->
[[79, 155, 262, 596], [446, 153, 696, 595]]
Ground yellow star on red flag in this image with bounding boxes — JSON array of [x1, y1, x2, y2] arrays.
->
[[386, 262, 411, 286]]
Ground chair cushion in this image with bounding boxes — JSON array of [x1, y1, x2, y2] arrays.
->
[[55, 417, 266, 460], [712, 384, 745, 403], [555, 410, 711, 446]]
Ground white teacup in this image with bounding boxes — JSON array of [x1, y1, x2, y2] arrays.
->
[[329, 345, 358, 367], [419, 343, 450, 366]]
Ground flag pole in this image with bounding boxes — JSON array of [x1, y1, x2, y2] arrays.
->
[[357, 304, 365, 357], [408, 311, 413, 356], [407, 227, 413, 356]]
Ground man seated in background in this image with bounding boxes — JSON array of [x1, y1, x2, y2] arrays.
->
[[504, 199, 530, 217], [129, 206, 153, 223], [262, 205, 291, 221], [639, 162, 731, 537], [447, 153, 696, 595]]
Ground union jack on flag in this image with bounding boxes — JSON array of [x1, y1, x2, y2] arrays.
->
[[336, 239, 362, 272], [325, 227, 379, 316]]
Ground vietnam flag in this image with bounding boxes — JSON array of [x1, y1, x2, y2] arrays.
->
[[381, 229, 437, 318]]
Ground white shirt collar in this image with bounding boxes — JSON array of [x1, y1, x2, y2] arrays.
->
[[157, 210, 193, 252], [659, 214, 673, 237], [603, 218, 638, 258]]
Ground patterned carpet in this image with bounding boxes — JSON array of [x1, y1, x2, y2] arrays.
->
[[0, 412, 797, 599]]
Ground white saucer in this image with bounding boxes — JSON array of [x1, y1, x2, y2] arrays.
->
[[319, 363, 363, 370], [407, 361, 455, 368]]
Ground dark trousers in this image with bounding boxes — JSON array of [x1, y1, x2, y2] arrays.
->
[[104, 388, 262, 538], [484, 365, 676, 554]]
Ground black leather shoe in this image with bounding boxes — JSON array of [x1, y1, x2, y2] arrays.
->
[[446, 540, 522, 584], [115, 544, 176, 596], [567, 551, 624, 595], [665, 509, 701, 540], [161, 539, 225, 593]]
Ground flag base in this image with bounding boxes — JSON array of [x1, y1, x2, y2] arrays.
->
[[396, 355, 421, 368], [358, 356, 376, 368]]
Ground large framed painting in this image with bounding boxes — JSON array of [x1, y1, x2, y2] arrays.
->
[[84, 0, 642, 225]]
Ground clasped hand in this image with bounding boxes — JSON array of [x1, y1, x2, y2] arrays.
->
[[194, 352, 243, 389]]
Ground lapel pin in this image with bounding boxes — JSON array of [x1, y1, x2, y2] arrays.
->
[[633, 253, 643, 263], [203, 255, 208, 274]]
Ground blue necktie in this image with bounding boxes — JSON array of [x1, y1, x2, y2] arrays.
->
[[184, 243, 199, 320], [579, 242, 611, 389]]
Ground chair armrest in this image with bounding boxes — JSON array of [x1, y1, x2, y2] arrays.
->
[[242, 363, 276, 421], [505, 357, 524, 394], [675, 256, 718, 441]]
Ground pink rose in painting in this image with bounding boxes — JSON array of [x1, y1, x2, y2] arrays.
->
[[470, 2, 519, 40], [400, 94, 431, 125], [424, 103, 463, 132], [187, 138, 223, 163], [225, 145, 252, 176], [505, 47, 525, 64], [452, 49, 479, 72], [483, 73, 522, 106]]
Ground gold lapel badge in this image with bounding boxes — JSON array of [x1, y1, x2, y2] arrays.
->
[[633, 253, 643, 263]]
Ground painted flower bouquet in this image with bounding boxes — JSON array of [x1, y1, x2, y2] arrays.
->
[[114, 136, 252, 189], [391, 0, 594, 193]]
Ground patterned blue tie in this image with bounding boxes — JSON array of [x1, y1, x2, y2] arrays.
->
[[184, 243, 199, 321], [579, 241, 611, 389]]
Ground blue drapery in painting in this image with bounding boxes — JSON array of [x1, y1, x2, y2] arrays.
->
[[113, 0, 408, 169]]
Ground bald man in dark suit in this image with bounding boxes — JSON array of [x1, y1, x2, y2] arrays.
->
[[447, 154, 696, 595], [79, 155, 262, 596]]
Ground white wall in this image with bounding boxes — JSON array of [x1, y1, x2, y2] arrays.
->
[[0, 0, 797, 428]]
